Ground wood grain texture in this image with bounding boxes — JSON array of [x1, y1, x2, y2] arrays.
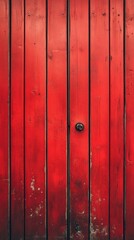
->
[[11, 0, 25, 238], [1, 1, 134, 239], [126, 0, 134, 239], [47, 0, 67, 239], [90, 0, 109, 239], [70, 0, 89, 239], [0, 0, 9, 239], [110, 0, 124, 239], [25, 0, 46, 238]]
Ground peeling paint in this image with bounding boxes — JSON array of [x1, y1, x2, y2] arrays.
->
[[90, 193, 93, 202], [90, 222, 108, 240], [30, 178, 35, 191], [35, 204, 42, 216], [75, 231, 84, 239], [79, 210, 85, 215], [90, 214, 108, 239]]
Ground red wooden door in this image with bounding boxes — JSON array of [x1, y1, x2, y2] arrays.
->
[[0, 0, 134, 239]]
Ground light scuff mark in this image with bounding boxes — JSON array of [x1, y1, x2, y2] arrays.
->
[[30, 178, 35, 191]]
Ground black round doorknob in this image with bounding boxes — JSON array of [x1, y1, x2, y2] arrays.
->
[[75, 122, 84, 132]]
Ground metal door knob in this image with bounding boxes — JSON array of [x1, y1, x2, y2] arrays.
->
[[75, 122, 84, 132]]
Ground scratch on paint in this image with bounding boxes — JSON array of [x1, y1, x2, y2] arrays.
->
[[79, 210, 85, 215]]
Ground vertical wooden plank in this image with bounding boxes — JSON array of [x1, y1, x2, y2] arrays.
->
[[126, 0, 134, 239], [47, 0, 67, 238], [70, 0, 89, 239], [11, 0, 24, 238], [0, 0, 9, 239], [90, 0, 109, 239], [110, 1, 124, 239], [25, 0, 46, 238]]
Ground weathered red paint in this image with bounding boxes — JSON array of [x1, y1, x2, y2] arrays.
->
[[110, 0, 124, 239], [126, 0, 134, 239], [90, 0, 109, 239], [47, 0, 67, 239], [1, 0, 134, 239], [11, 0, 24, 238], [0, 0, 9, 239], [25, 0, 46, 238], [70, 0, 89, 239]]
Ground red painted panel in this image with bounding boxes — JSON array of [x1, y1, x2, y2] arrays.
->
[[126, 0, 134, 239], [25, 0, 46, 238], [11, 0, 24, 238], [47, 0, 67, 238], [70, 0, 89, 239], [1, 1, 134, 239], [90, 0, 109, 239], [0, 0, 9, 239], [110, 1, 124, 239]]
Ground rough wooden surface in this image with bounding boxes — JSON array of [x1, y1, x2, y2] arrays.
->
[[70, 0, 89, 239], [11, 0, 25, 238], [90, 0, 109, 239], [1, 0, 134, 239], [47, 0, 67, 238], [25, 0, 46, 238]]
